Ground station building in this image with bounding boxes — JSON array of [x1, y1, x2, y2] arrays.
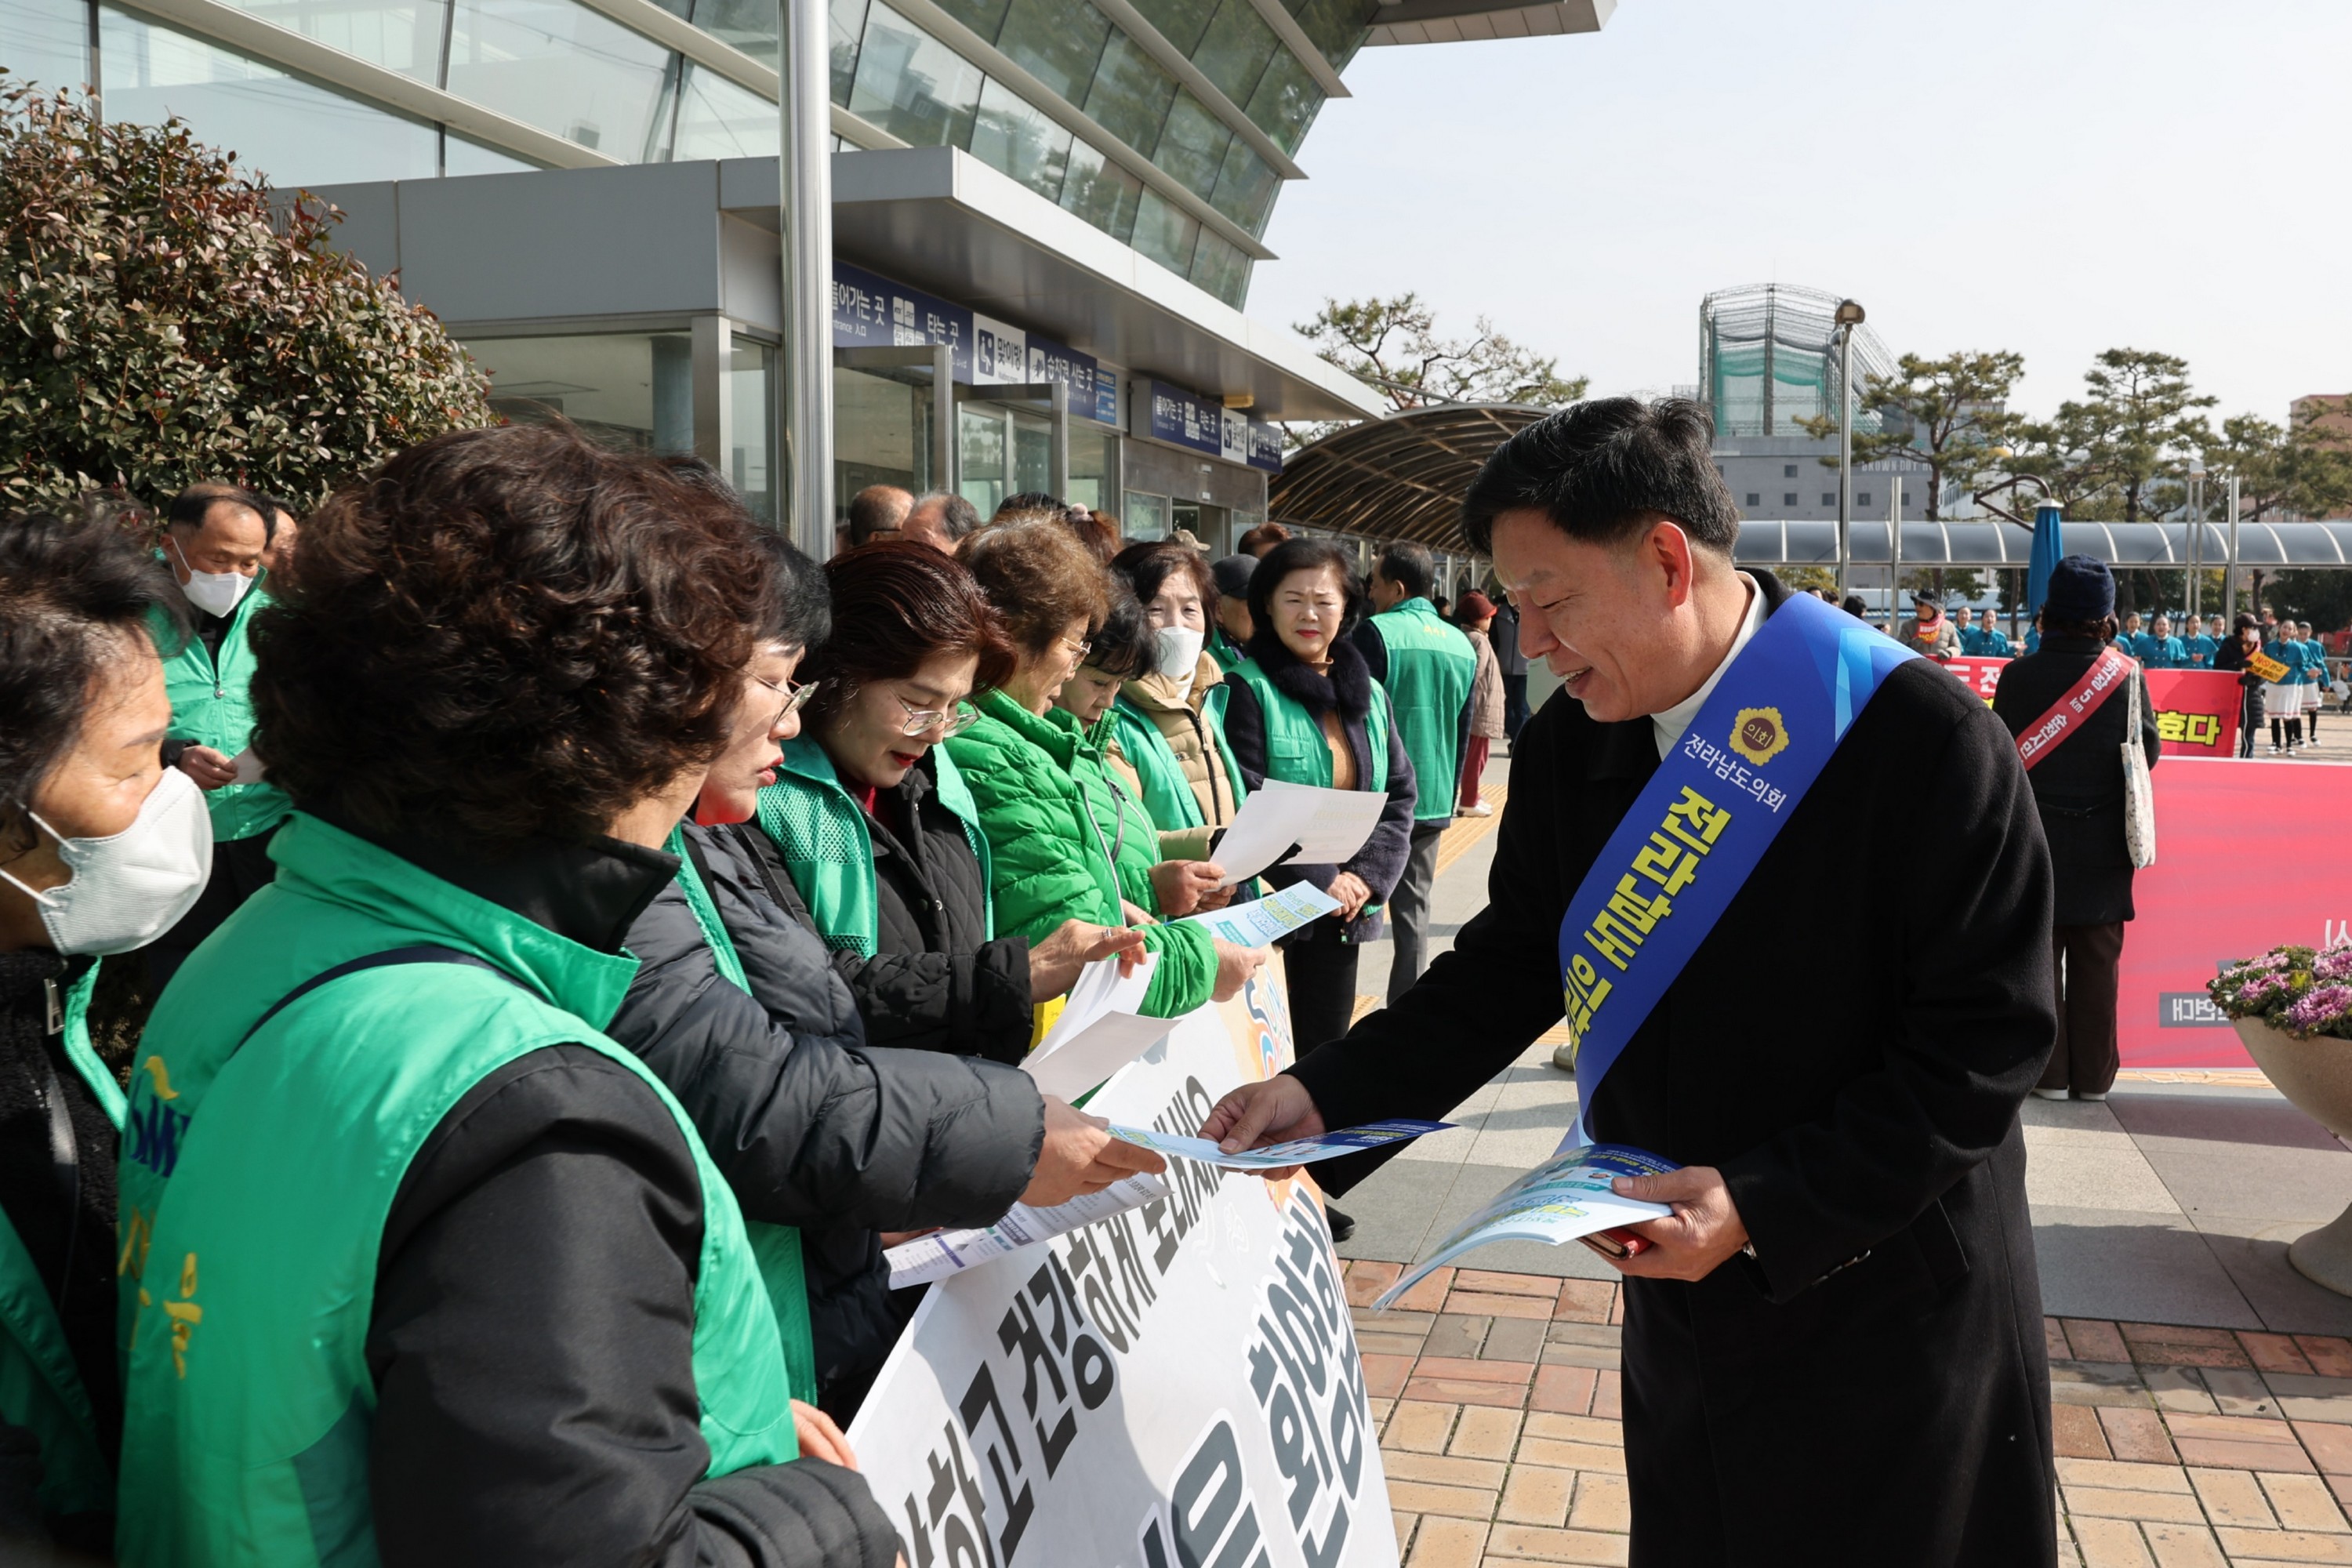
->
[[2, 0, 1614, 548]]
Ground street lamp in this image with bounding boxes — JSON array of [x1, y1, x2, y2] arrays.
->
[[2187, 460, 2205, 619], [1833, 299, 1864, 604]]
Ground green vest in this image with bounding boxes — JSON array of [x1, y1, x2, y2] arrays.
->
[[150, 585, 293, 843], [0, 960, 122, 1527], [664, 827, 820, 1404], [1107, 691, 1248, 834], [752, 741, 993, 959], [1369, 598, 1477, 821], [114, 814, 797, 1567], [1207, 629, 1246, 673], [1226, 659, 1392, 797]]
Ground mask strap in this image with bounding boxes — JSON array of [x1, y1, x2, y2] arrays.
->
[[0, 806, 64, 909]]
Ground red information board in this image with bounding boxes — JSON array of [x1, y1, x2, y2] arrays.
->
[[1926, 657, 2241, 758], [2119, 758, 2352, 1069]]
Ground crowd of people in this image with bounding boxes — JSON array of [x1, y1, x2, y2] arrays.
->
[[0, 423, 1519, 1563]]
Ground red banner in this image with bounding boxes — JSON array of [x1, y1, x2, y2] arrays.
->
[[1927, 657, 2241, 757], [2121, 759, 2352, 1068]]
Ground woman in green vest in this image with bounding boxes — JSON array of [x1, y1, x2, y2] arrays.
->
[[946, 519, 1266, 1021], [1221, 538, 1418, 1068], [114, 425, 902, 1567], [1107, 542, 1248, 860], [0, 504, 209, 1554], [749, 540, 1141, 1064]]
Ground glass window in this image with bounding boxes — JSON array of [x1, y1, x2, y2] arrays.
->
[[1857, 492, 1873, 508], [1130, 186, 1197, 275], [848, 4, 982, 151], [1152, 89, 1232, 201], [730, 337, 777, 523], [1783, 463, 1796, 477], [1744, 493, 1759, 508], [464, 332, 695, 452], [1125, 0, 1213, 54], [1124, 490, 1169, 541], [1150, 89, 1226, 200], [100, 5, 440, 184], [1082, 32, 1174, 158], [1821, 492, 1835, 507], [446, 0, 673, 161], [0, 0, 90, 91], [1188, 229, 1247, 307], [1782, 492, 1797, 508], [970, 78, 1071, 201], [1012, 410, 1052, 495], [445, 130, 543, 173], [212, 0, 448, 82], [1069, 426, 1113, 514], [829, 0, 867, 104], [835, 364, 937, 505], [1192, 0, 1276, 107], [686, 0, 776, 71], [1243, 48, 1319, 155], [957, 404, 1007, 515], [1207, 136, 1276, 233], [1058, 137, 1141, 242], [670, 61, 775, 158], [993, 0, 1107, 103], [1283, 0, 1370, 71], [929, 0, 1008, 40]]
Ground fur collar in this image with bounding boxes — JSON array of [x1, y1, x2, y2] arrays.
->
[[1246, 629, 1373, 719]]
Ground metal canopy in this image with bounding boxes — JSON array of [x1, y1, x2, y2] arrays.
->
[[1734, 519, 2352, 570], [1267, 404, 1551, 548]]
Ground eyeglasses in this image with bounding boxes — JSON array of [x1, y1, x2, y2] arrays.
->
[[1058, 633, 1094, 658], [897, 694, 981, 739], [755, 674, 820, 728]]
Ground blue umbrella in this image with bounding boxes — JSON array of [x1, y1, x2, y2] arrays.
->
[[2025, 501, 2065, 617]]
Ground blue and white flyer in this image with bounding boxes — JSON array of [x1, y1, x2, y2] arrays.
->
[[1370, 1144, 1680, 1310], [1108, 1116, 1454, 1170]]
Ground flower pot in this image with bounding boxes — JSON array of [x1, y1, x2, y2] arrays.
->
[[2234, 1018, 2352, 1296]]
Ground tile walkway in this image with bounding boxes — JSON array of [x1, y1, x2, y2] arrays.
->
[[1349, 1261, 2352, 1566]]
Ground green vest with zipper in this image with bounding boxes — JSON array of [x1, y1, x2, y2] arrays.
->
[[1225, 659, 1392, 796], [149, 585, 292, 843], [1107, 691, 1248, 834], [752, 741, 993, 960], [0, 960, 122, 1526], [1368, 598, 1476, 821], [114, 814, 799, 1568]]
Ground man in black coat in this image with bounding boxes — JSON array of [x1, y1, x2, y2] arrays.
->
[[1990, 556, 2161, 1102], [1205, 398, 2059, 1566]]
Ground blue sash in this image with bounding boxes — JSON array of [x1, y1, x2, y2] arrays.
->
[[1560, 593, 1918, 1141]]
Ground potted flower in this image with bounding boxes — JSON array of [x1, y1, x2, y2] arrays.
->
[[2208, 944, 2352, 1295]]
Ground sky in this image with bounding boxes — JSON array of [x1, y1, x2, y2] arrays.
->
[[1249, 0, 2352, 426]]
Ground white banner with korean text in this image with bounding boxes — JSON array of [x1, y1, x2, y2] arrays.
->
[[847, 962, 1399, 1568]]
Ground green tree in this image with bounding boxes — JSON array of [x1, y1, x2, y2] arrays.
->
[[1795, 349, 2025, 521], [2011, 348, 2216, 524], [0, 82, 494, 507], [2201, 410, 2352, 523], [1286, 294, 1588, 447]]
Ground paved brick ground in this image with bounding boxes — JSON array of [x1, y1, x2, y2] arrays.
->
[[1348, 1260, 2352, 1566]]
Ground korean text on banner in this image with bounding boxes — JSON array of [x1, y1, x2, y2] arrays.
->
[[1933, 656, 2241, 757], [847, 961, 1400, 1568]]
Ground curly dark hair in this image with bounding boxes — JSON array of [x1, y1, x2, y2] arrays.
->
[[801, 539, 1014, 727], [957, 518, 1111, 660], [0, 500, 181, 840], [249, 423, 777, 845]]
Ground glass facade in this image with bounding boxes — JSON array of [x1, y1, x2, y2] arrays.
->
[[1, 0, 88, 91], [464, 332, 696, 451], [826, 0, 1352, 307], [728, 336, 777, 522], [835, 362, 940, 501]]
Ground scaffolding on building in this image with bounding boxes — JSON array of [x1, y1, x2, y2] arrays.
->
[[1698, 283, 1895, 439]]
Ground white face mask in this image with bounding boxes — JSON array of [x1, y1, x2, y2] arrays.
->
[[171, 535, 254, 618], [1152, 626, 1206, 681], [0, 769, 213, 956]]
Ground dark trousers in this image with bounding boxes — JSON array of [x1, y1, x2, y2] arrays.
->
[[144, 825, 281, 993], [1502, 673, 1530, 743], [2043, 921, 2125, 1096], [1283, 922, 1362, 1055], [1386, 822, 1446, 1003]]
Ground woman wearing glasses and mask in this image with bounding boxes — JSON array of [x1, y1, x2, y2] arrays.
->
[[0, 504, 198, 1553], [746, 540, 1142, 1063]]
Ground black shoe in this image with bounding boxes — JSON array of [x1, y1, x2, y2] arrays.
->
[[1324, 1204, 1356, 1244]]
